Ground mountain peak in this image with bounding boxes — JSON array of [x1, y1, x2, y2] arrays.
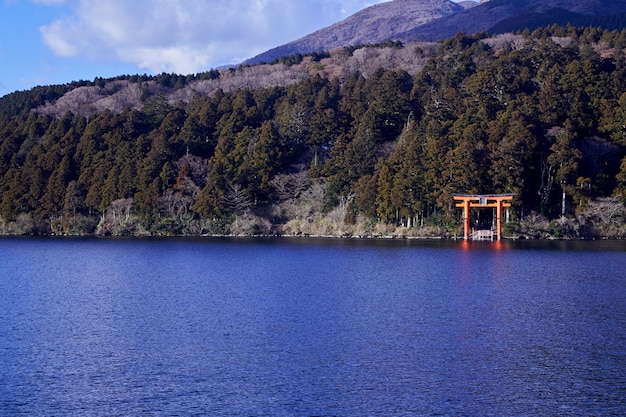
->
[[245, 0, 626, 66], [245, 0, 463, 65]]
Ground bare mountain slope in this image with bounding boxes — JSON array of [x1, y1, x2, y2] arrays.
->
[[245, 0, 463, 65], [396, 0, 626, 41], [247, 0, 626, 65]]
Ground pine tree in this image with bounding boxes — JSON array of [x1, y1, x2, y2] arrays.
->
[[547, 121, 582, 215]]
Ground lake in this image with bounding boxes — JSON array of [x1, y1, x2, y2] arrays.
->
[[1, 237, 625, 416]]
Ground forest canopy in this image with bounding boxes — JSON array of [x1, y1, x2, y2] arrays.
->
[[1, 27, 625, 238]]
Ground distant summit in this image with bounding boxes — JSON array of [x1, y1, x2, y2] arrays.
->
[[246, 0, 626, 65], [245, 0, 463, 65], [398, 0, 626, 42]]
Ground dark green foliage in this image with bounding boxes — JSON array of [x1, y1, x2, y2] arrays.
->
[[345, 40, 404, 56], [1, 27, 625, 235], [0, 85, 69, 117], [266, 51, 332, 66]]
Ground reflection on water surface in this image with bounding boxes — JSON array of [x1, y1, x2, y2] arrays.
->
[[0, 238, 625, 416]]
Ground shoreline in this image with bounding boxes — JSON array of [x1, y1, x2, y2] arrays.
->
[[0, 231, 623, 241]]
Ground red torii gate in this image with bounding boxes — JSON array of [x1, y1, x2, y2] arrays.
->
[[453, 194, 514, 240]]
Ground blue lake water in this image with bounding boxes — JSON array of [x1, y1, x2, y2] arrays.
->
[[1, 237, 625, 416]]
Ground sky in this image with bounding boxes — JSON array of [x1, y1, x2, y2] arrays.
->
[[0, 0, 463, 97]]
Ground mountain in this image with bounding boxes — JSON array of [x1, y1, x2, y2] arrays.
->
[[398, 0, 626, 42], [247, 0, 626, 65], [2, 26, 626, 237], [245, 0, 464, 65]]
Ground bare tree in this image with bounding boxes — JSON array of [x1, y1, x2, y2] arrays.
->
[[271, 171, 310, 201], [97, 198, 139, 235], [223, 183, 251, 214], [580, 197, 625, 225], [159, 190, 194, 223]]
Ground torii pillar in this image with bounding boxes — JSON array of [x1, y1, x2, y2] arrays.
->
[[453, 194, 514, 240]]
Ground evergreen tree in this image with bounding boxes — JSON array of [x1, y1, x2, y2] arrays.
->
[[547, 121, 582, 215]]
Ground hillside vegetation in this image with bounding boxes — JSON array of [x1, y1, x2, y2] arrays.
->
[[1, 27, 625, 238]]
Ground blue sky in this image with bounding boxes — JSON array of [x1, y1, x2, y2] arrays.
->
[[0, 0, 464, 97]]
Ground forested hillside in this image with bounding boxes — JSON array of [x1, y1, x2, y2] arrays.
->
[[1, 27, 625, 238]]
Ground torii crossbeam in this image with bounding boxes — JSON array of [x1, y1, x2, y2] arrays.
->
[[453, 194, 514, 240]]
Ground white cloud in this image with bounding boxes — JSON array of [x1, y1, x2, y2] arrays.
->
[[38, 0, 387, 74], [40, 19, 78, 56]]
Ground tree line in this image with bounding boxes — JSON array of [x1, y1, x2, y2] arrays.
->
[[1, 26, 625, 237]]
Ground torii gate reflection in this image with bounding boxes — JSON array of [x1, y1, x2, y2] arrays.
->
[[453, 194, 514, 241]]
